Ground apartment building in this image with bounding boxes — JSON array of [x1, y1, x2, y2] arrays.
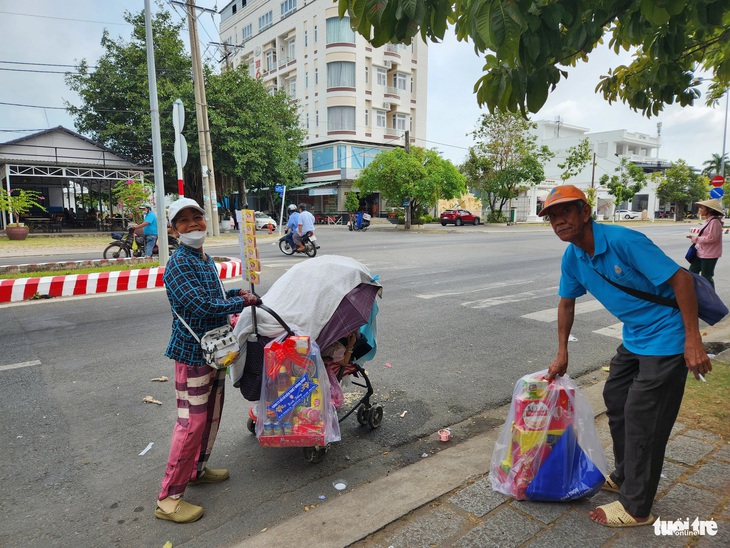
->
[[219, 0, 428, 214]]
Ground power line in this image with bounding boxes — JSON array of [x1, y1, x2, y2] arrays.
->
[[0, 10, 130, 26]]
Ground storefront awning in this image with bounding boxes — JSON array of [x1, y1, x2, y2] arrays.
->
[[289, 181, 337, 191]]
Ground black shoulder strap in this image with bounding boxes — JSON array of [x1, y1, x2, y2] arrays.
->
[[593, 270, 678, 309]]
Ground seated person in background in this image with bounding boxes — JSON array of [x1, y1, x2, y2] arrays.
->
[[322, 331, 358, 376]]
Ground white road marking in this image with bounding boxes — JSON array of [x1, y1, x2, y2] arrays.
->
[[522, 300, 607, 322], [0, 360, 41, 372], [461, 286, 559, 308], [593, 323, 624, 339], [417, 279, 534, 300]]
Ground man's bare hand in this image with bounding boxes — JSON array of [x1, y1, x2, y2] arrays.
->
[[546, 355, 568, 381]]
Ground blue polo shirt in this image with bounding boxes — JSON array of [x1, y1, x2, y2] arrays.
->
[[143, 210, 158, 236], [559, 221, 684, 355]]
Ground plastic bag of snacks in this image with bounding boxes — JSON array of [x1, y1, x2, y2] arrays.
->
[[255, 335, 341, 447], [489, 370, 607, 501]]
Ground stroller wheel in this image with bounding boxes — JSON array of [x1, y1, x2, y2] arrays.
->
[[356, 405, 369, 426], [246, 417, 256, 434], [368, 406, 384, 429], [303, 445, 328, 463]]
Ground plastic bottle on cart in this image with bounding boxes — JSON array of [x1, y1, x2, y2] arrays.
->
[[276, 365, 291, 396]]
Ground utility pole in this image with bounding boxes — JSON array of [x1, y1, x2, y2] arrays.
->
[[404, 130, 411, 230], [184, 0, 220, 235]]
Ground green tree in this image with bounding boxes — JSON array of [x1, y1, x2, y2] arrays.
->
[[702, 153, 729, 176], [205, 66, 304, 211], [461, 111, 552, 222], [599, 158, 647, 219], [344, 191, 361, 213], [113, 179, 154, 223], [337, 0, 730, 116], [656, 160, 710, 219], [0, 189, 46, 225], [65, 8, 193, 186], [356, 147, 466, 229], [558, 139, 593, 182]]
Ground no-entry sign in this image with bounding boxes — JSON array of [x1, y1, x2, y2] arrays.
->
[[711, 175, 725, 187]]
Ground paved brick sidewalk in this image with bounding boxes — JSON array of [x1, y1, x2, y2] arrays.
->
[[353, 411, 730, 548]]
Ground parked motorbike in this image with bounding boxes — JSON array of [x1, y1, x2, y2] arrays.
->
[[348, 212, 371, 232], [278, 231, 319, 257], [103, 227, 179, 259]]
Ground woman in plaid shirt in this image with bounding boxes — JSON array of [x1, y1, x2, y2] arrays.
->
[[155, 198, 259, 523]]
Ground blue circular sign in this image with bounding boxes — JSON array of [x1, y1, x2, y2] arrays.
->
[[710, 187, 724, 199]]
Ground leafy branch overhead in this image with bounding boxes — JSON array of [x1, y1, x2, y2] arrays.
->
[[338, 0, 730, 116]]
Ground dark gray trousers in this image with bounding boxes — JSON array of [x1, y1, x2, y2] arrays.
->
[[604, 344, 688, 517]]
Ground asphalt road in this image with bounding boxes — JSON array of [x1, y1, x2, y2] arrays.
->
[[0, 223, 724, 547]]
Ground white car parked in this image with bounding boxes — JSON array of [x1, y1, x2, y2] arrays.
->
[[254, 212, 277, 230], [616, 209, 641, 220]]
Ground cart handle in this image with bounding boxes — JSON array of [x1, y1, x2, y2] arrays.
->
[[256, 303, 296, 337]]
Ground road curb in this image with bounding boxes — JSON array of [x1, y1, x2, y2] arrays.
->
[[0, 257, 242, 303]]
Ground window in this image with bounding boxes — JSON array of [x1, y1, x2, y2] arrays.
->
[[326, 17, 355, 44], [232, 4, 237, 14], [280, 0, 296, 18], [327, 61, 356, 88], [327, 106, 356, 131], [305, 71, 309, 88], [304, 30, 308, 47], [312, 147, 334, 171], [352, 146, 377, 168], [365, 109, 369, 125], [376, 68, 387, 86], [265, 50, 277, 71], [288, 39, 296, 61], [375, 109, 386, 128], [365, 66, 369, 84], [258, 11, 272, 31], [315, 110, 319, 127], [338, 145, 347, 168], [314, 25, 318, 42], [306, 113, 309, 129], [394, 113, 407, 131], [394, 72, 407, 91], [315, 68, 318, 85], [288, 78, 296, 98], [242, 24, 252, 42]]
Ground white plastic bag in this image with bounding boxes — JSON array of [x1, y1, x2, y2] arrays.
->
[[489, 370, 608, 501]]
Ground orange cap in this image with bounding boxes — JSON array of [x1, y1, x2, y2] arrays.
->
[[539, 185, 588, 217]]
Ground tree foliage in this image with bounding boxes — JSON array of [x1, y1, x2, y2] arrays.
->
[[702, 153, 729, 176], [112, 179, 154, 223], [356, 147, 466, 229], [337, 0, 730, 116], [655, 160, 710, 218], [460, 111, 551, 222], [558, 138, 593, 182], [599, 158, 647, 217]]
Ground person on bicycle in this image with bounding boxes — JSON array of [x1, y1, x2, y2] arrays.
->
[[155, 197, 260, 524], [283, 204, 299, 250], [134, 204, 158, 258], [296, 203, 316, 251]]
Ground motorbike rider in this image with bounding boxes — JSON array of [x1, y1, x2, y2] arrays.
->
[[134, 204, 158, 258], [296, 203, 316, 251], [283, 204, 300, 250]]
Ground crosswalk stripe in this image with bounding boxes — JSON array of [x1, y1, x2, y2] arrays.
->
[[593, 323, 624, 339], [0, 360, 41, 372], [461, 286, 558, 308], [417, 279, 533, 300], [522, 300, 606, 322]]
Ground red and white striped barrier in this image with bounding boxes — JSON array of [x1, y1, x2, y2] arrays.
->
[[0, 258, 242, 303]]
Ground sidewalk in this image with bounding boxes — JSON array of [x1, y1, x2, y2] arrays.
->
[[233, 346, 730, 548]]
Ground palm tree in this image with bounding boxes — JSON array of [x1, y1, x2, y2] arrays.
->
[[702, 153, 729, 176]]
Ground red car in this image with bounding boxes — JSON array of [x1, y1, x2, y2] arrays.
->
[[440, 209, 480, 226]]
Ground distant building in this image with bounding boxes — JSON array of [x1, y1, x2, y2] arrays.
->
[[219, 0, 428, 215], [512, 119, 671, 222]]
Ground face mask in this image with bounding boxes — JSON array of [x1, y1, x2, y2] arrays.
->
[[179, 230, 206, 248]]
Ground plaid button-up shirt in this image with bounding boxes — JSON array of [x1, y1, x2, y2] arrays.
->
[[164, 245, 246, 366]]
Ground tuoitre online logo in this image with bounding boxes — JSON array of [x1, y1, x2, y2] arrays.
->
[[653, 517, 718, 536]]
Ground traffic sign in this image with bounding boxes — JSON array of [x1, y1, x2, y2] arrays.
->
[[711, 175, 725, 187], [710, 187, 724, 199], [174, 135, 188, 167]]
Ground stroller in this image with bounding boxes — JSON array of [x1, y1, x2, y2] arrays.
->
[[230, 255, 383, 462]]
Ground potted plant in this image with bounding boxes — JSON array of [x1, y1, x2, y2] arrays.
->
[[0, 188, 47, 240]]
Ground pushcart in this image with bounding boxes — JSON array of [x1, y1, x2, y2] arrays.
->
[[230, 255, 383, 462]]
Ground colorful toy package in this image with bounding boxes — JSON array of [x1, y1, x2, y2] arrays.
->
[[490, 370, 608, 501], [255, 335, 341, 447]]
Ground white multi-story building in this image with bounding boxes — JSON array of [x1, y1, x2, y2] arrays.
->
[[219, 0, 428, 215], [512, 119, 669, 222]]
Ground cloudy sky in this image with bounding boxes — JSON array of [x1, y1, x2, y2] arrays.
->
[[1, 0, 728, 176]]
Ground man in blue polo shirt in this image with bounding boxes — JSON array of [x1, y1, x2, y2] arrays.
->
[[541, 185, 711, 529], [135, 204, 158, 258]]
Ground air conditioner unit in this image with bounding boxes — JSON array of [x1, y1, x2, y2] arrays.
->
[[383, 60, 392, 68], [383, 102, 391, 110]]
